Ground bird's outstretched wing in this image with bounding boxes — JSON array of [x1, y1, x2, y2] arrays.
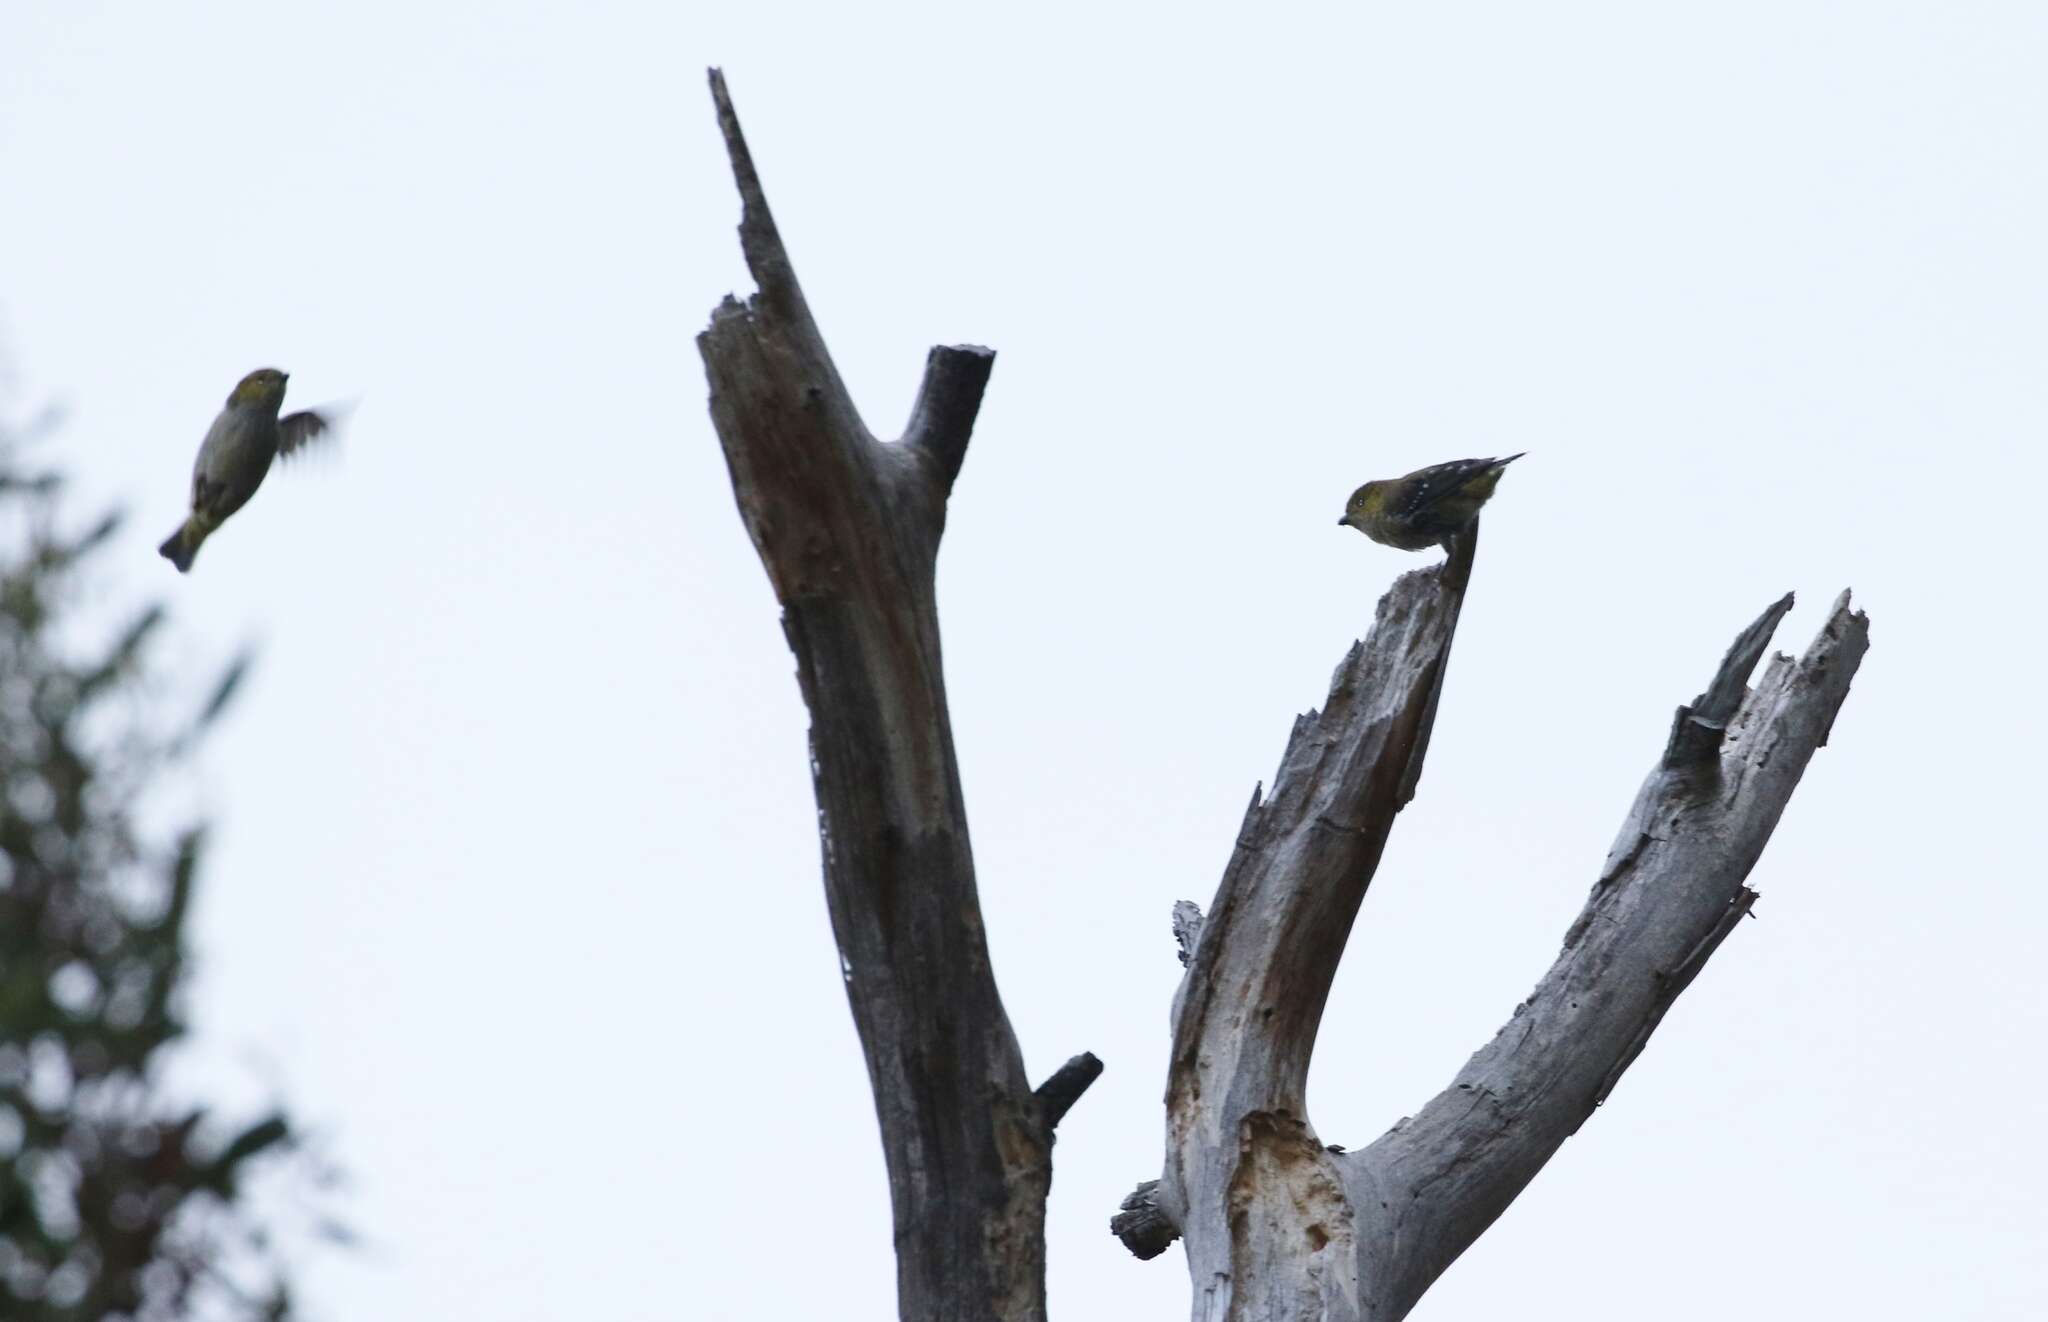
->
[[277, 408, 339, 459]]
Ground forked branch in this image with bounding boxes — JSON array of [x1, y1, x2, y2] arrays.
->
[[1348, 591, 1867, 1319], [1125, 584, 1866, 1322], [698, 69, 1093, 1322], [698, 67, 1867, 1322]]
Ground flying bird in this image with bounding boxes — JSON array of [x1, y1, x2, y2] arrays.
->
[[1338, 454, 1524, 551], [159, 368, 340, 573]]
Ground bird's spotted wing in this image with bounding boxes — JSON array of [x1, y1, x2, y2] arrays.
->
[[1393, 458, 1499, 518], [277, 409, 337, 459]]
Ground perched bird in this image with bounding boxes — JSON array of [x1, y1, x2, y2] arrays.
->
[[158, 368, 339, 573], [1338, 454, 1525, 551]]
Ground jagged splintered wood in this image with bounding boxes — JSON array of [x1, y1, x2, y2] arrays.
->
[[695, 70, 1095, 1322], [1122, 577, 1867, 1321], [695, 64, 1868, 1322]]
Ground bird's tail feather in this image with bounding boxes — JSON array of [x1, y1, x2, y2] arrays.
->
[[159, 520, 202, 573]]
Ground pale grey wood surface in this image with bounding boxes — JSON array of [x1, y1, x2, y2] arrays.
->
[[697, 65, 1867, 1322], [1126, 582, 1866, 1320]]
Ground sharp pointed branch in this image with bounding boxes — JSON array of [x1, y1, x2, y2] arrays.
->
[[702, 68, 862, 449], [707, 67, 798, 306], [698, 74, 1040, 1322], [1665, 590, 1797, 769]]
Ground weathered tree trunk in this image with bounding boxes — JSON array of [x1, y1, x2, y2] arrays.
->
[[698, 69, 1867, 1322], [696, 71, 1097, 1322], [1116, 571, 1868, 1320]]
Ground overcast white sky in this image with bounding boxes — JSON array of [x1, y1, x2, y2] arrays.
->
[[3, 2, 2044, 1318]]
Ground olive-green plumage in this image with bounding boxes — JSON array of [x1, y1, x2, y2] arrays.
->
[[159, 368, 339, 573], [1338, 454, 1525, 551]]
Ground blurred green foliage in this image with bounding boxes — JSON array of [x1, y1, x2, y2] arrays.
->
[[1, 409, 313, 1320]]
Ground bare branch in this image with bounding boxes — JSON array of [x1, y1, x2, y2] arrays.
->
[[1110, 1181, 1180, 1261], [1346, 591, 1869, 1320], [703, 68, 863, 473], [1152, 542, 1478, 1316], [701, 69, 1869, 1322], [1168, 548, 1473, 1116], [707, 66, 795, 310], [698, 71, 1052, 1322], [1590, 885, 1757, 1110], [905, 344, 996, 497], [1136, 576, 1865, 1321], [1664, 590, 1796, 768], [1034, 1053, 1104, 1134]]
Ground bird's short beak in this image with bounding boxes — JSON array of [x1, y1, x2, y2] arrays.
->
[[1336, 516, 1351, 527]]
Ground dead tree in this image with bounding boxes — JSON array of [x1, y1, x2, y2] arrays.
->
[[697, 71, 1869, 1322]]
